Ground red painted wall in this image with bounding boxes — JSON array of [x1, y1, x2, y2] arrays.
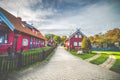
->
[[0, 30, 45, 54], [65, 40, 69, 49], [67, 31, 84, 50], [0, 30, 14, 53], [70, 36, 83, 50], [17, 34, 30, 52], [48, 40, 55, 46]]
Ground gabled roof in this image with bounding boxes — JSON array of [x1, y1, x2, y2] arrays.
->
[[23, 21, 34, 29], [0, 7, 45, 40], [0, 12, 15, 31], [48, 37, 56, 42], [69, 29, 85, 39]]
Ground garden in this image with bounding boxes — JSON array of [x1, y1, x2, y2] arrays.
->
[[68, 50, 120, 73]]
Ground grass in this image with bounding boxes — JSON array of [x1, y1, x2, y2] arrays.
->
[[69, 50, 97, 60], [111, 57, 120, 73], [107, 52, 120, 73], [92, 51, 120, 73], [22, 46, 51, 54], [90, 53, 109, 65]]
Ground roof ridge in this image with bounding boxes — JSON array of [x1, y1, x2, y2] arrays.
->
[[69, 29, 85, 39], [0, 7, 45, 40]]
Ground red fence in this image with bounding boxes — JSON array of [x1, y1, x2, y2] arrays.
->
[[0, 47, 56, 73]]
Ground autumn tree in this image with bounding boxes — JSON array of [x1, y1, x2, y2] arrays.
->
[[89, 36, 94, 43], [61, 36, 67, 44], [82, 36, 92, 53], [88, 28, 120, 48], [82, 37, 88, 49], [105, 28, 120, 43], [53, 35, 61, 44], [45, 34, 55, 41]]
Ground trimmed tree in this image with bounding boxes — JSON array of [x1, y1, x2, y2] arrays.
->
[[82, 36, 92, 53]]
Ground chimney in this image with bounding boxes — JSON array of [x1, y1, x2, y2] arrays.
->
[[17, 17, 22, 21]]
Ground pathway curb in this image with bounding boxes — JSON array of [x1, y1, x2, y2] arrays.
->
[[99, 55, 116, 69], [85, 52, 101, 62]]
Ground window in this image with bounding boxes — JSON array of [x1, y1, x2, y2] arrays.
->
[[74, 42, 77, 46], [32, 29, 34, 32], [22, 39, 28, 46], [75, 34, 78, 38], [79, 42, 82, 46], [36, 31, 38, 34], [78, 34, 82, 38], [22, 24, 26, 27], [42, 42, 44, 45], [0, 33, 8, 44], [0, 35, 4, 44], [30, 37, 32, 44]]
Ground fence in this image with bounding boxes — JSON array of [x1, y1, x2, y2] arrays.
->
[[92, 47, 120, 51], [0, 46, 56, 73]]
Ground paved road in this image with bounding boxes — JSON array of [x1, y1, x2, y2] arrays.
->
[[9, 46, 120, 80]]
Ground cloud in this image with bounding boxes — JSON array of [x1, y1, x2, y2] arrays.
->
[[39, 0, 120, 36], [0, 0, 120, 36]]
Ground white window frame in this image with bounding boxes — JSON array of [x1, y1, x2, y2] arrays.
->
[[79, 42, 82, 46], [0, 36, 4, 44], [78, 34, 82, 38], [75, 34, 78, 38], [74, 42, 77, 46], [0, 33, 8, 44], [22, 39, 28, 46]]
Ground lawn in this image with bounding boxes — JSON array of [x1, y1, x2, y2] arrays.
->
[[93, 51, 120, 73], [90, 53, 109, 65], [106, 51, 120, 73], [69, 50, 97, 60], [22, 46, 51, 54]]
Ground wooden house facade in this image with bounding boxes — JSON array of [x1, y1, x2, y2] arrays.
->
[[0, 7, 45, 54], [47, 37, 56, 46], [65, 29, 84, 50]]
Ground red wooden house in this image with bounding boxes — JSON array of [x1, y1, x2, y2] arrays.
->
[[0, 7, 45, 54], [65, 29, 85, 50], [47, 37, 56, 46]]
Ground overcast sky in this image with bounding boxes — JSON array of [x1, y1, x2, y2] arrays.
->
[[0, 0, 120, 36]]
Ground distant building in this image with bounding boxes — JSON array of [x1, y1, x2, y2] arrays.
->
[[0, 7, 45, 54], [47, 37, 56, 46], [65, 29, 85, 50]]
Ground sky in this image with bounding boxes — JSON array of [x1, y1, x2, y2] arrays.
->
[[0, 0, 120, 37]]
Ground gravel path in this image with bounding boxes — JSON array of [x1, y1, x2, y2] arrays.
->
[[85, 52, 101, 62], [99, 55, 116, 69], [8, 46, 120, 80]]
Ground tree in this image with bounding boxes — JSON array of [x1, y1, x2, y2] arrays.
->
[[53, 35, 61, 44], [87, 39, 92, 50], [88, 28, 120, 48], [81, 36, 88, 49], [45, 34, 55, 41], [105, 28, 120, 43], [82, 36, 92, 53], [89, 36, 94, 43], [61, 36, 67, 44]]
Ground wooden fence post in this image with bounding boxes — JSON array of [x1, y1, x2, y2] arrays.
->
[[17, 52, 22, 70], [42, 49, 45, 60]]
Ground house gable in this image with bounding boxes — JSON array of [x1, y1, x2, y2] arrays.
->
[[0, 12, 15, 31], [69, 29, 85, 39], [0, 7, 45, 40], [66, 29, 85, 50]]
